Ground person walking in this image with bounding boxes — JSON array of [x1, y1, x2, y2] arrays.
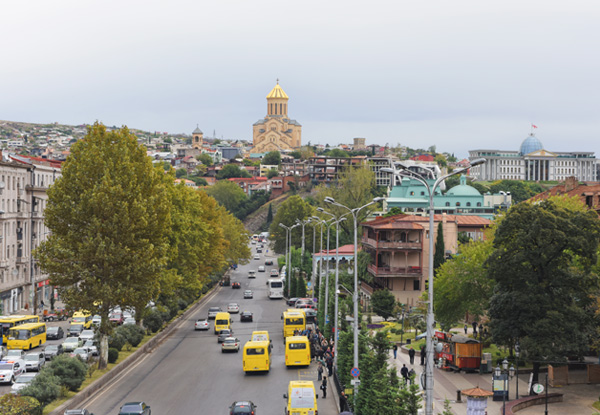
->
[[408, 347, 416, 365], [464, 323, 468, 335], [320, 377, 328, 398], [393, 343, 398, 359], [317, 363, 323, 381], [339, 391, 348, 412], [326, 354, 333, 377], [472, 321, 478, 336], [420, 345, 426, 366], [408, 368, 416, 384], [401, 364, 409, 384]]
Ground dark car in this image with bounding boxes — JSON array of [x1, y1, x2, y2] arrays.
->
[[118, 402, 151, 415], [46, 326, 65, 340], [232, 282, 241, 289], [287, 298, 299, 306], [240, 311, 253, 322], [304, 309, 317, 324], [218, 329, 234, 343], [229, 401, 257, 415], [265, 259, 273, 266], [68, 324, 84, 337], [44, 344, 64, 360], [64, 410, 94, 415]]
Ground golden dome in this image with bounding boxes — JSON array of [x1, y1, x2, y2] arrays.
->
[[266, 81, 289, 99]]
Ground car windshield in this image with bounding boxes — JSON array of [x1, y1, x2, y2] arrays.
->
[[74, 349, 86, 354], [65, 338, 78, 343], [47, 327, 58, 333], [24, 355, 39, 361], [69, 326, 82, 332], [110, 314, 121, 319], [73, 317, 86, 323], [0, 363, 13, 370], [224, 338, 236, 343], [15, 374, 36, 383], [46, 346, 58, 351], [120, 404, 142, 412]]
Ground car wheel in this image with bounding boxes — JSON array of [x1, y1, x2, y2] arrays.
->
[[221, 349, 224, 353], [10, 376, 14, 385]]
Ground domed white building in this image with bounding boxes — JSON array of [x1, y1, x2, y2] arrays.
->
[[469, 133, 597, 182]]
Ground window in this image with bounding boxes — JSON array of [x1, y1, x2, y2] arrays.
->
[[466, 202, 471, 207], [289, 342, 307, 350], [420, 191, 425, 195], [413, 279, 420, 290], [456, 202, 461, 206], [477, 202, 482, 207], [445, 202, 450, 206], [246, 348, 265, 355], [410, 191, 414, 196]]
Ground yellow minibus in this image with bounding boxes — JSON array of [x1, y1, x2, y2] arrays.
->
[[71, 311, 92, 329], [243, 340, 271, 373], [7, 322, 47, 350], [285, 336, 311, 367], [283, 380, 318, 415], [282, 309, 305, 342], [214, 312, 232, 334], [0, 315, 39, 344]]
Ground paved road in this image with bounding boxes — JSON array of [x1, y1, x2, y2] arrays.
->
[[71, 248, 337, 415]]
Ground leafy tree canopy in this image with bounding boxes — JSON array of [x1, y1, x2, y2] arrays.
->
[[268, 195, 314, 253], [371, 289, 396, 319], [204, 180, 247, 214], [267, 168, 279, 179], [216, 164, 251, 179], [262, 151, 281, 166], [197, 153, 213, 166]]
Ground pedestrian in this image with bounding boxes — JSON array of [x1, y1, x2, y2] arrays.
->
[[401, 364, 409, 384], [320, 377, 328, 398], [408, 347, 416, 365], [326, 355, 333, 376], [339, 391, 348, 411], [420, 345, 426, 366], [317, 363, 323, 381], [310, 342, 316, 361], [393, 343, 398, 359], [464, 323, 468, 335], [472, 321, 478, 335], [408, 368, 416, 384]]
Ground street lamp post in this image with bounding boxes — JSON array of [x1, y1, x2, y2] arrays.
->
[[495, 359, 515, 415], [311, 220, 318, 298], [296, 218, 311, 269], [289, 223, 301, 297], [279, 223, 290, 288], [333, 216, 347, 374], [515, 340, 520, 400], [311, 216, 325, 311], [324, 196, 385, 408], [382, 158, 485, 415], [317, 208, 336, 326]]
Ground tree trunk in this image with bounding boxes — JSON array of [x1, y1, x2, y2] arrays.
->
[[99, 333, 109, 370]]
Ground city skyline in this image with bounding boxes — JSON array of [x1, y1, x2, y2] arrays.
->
[[1, 0, 598, 158]]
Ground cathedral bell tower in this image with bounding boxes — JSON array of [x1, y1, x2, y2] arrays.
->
[[266, 79, 289, 117]]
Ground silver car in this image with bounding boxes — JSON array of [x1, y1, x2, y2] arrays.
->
[[63, 337, 83, 352], [23, 352, 45, 372], [70, 347, 90, 362], [10, 372, 38, 393], [79, 330, 95, 342]]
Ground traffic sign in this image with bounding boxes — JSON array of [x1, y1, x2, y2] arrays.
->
[[325, 316, 329, 324], [532, 383, 544, 394], [351, 379, 361, 386], [350, 367, 360, 378]]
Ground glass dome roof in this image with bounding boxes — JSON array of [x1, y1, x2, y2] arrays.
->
[[519, 134, 544, 155]]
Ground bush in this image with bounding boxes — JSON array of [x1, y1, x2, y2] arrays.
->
[[115, 324, 146, 348], [108, 347, 119, 364], [143, 308, 165, 333], [0, 394, 42, 415], [20, 370, 61, 405], [47, 355, 88, 392], [108, 332, 126, 351]]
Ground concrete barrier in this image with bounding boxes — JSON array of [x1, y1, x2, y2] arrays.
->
[[49, 281, 223, 415], [504, 393, 563, 414]]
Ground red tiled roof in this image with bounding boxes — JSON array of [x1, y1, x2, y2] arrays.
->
[[363, 214, 490, 228], [314, 244, 356, 257]]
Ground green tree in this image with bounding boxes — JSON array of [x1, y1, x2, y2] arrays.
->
[[487, 200, 600, 384], [371, 289, 396, 319], [266, 203, 273, 223], [326, 148, 348, 158], [488, 180, 545, 203], [433, 222, 446, 273], [384, 207, 404, 217], [434, 237, 495, 331], [267, 168, 279, 179], [197, 153, 213, 166], [47, 354, 89, 391], [204, 180, 247, 215], [217, 164, 251, 179], [175, 167, 187, 178], [36, 123, 171, 369], [0, 394, 42, 415], [218, 204, 251, 266], [262, 151, 281, 166], [290, 150, 302, 159], [20, 370, 61, 406], [268, 195, 314, 253], [435, 153, 447, 168]]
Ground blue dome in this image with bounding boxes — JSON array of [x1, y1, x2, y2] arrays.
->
[[519, 134, 543, 155]]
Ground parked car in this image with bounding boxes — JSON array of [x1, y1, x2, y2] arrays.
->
[[63, 337, 83, 352], [11, 372, 38, 393], [240, 311, 253, 322], [221, 337, 240, 353], [232, 282, 241, 289], [109, 313, 124, 325], [207, 307, 222, 320], [195, 319, 210, 331], [23, 352, 45, 372], [46, 326, 65, 340], [79, 329, 95, 342], [83, 340, 99, 356], [227, 303, 240, 314], [229, 401, 257, 415], [243, 290, 253, 299], [217, 329, 233, 343], [118, 402, 151, 415], [44, 344, 64, 360]]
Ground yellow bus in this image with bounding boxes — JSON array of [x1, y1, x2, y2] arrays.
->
[[7, 322, 47, 350], [214, 312, 232, 334], [282, 309, 305, 343], [71, 311, 92, 329], [284, 380, 318, 415], [243, 340, 271, 373], [285, 336, 311, 367], [0, 315, 40, 345]]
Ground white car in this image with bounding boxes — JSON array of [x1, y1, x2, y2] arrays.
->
[[92, 315, 102, 326], [10, 372, 37, 393], [63, 337, 83, 352], [221, 337, 240, 353], [195, 319, 210, 331], [2, 350, 25, 361], [227, 303, 240, 314], [123, 317, 136, 325], [83, 340, 99, 356], [0, 359, 25, 384], [258, 266, 265, 272], [70, 347, 90, 362], [23, 352, 45, 372], [79, 329, 95, 342], [253, 254, 260, 260]]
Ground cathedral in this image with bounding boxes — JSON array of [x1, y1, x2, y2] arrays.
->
[[251, 81, 302, 153]]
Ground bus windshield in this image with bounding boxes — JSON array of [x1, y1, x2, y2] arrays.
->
[[9, 329, 30, 340]]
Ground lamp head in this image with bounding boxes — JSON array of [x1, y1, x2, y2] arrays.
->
[[469, 158, 486, 167], [338, 217, 347, 223], [502, 358, 509, 370], [324, 197, 335, 204], [278, 223, 286, 229], [394, 161, 409, 170], [380, 167, 395, 174], [317, 207, 324, 212], [372, 197, 385, 203], [495, 365, 501, 377]]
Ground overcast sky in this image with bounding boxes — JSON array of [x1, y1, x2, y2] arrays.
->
[[1, 0, 598, 158]]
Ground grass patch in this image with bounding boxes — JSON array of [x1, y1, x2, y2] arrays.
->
[[592, 401, 600, 411]]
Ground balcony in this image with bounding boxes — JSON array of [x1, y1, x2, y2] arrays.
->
[[362, 237, 421, 250], [368, 264, 422, 277]]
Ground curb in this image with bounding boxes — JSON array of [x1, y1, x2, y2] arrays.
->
[[49, 278, 225, 415]]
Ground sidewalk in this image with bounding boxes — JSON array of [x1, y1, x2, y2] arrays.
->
[[387, 347, 598, 415]]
